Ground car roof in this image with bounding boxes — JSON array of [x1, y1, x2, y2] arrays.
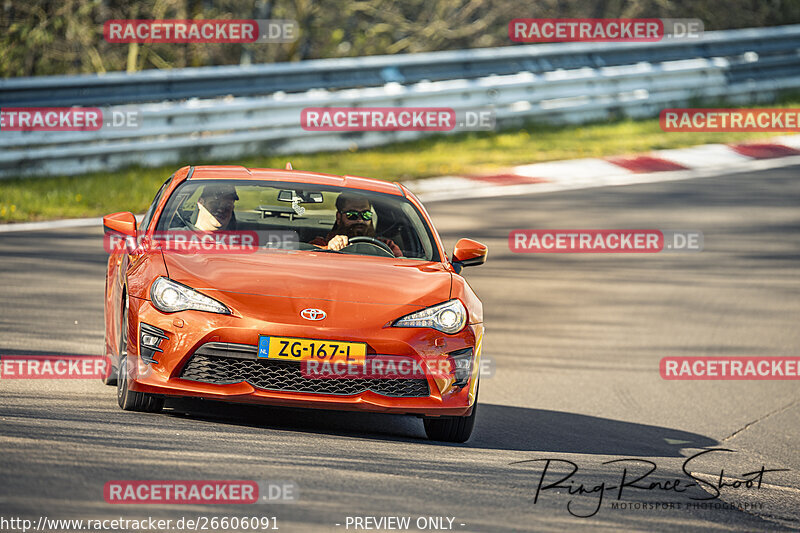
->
[[188, 165, 405, 197]]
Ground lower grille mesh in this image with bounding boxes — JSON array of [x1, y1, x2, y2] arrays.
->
[[180, 352, 430, 398]]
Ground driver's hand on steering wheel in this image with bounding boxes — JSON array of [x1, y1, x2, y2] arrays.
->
[[327, 235, 349, 251]]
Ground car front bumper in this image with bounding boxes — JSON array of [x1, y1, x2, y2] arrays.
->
[[125, 297, 483, 417]]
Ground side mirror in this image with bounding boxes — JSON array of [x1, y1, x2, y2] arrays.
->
[[103, 211, 137, 238], [452, 238, 487, 274]]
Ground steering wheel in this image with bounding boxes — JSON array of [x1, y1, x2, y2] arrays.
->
[[345, 236, 395, 256]]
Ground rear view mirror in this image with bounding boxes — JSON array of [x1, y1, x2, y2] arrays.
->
[[452, 238, 487, 273], [277, 190, 324, 203]]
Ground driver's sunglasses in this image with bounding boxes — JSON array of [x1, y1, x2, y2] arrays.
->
[[342, 209, 373, 221]]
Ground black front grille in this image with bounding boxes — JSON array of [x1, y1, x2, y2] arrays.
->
[[179, 343, 430, 398]]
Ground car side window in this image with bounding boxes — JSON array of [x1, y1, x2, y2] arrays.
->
[[139, 175, 173, 232]]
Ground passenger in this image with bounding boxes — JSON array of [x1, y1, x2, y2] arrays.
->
[[194, 183, 239, 232]]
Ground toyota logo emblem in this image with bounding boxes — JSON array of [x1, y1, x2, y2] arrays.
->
[[301, 308, 326, 321]]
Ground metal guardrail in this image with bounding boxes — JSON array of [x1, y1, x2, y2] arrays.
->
[[1, 25, 799, 178], [2, 25, 800, 107]]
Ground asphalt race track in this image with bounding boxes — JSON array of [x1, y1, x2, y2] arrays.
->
[[1, 166, 799, 532]]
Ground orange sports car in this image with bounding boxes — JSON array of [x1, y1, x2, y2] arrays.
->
[[103, 165, 487, 442]]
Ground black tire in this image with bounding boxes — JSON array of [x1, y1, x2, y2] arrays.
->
[[103, 307, 128, 386], [116, 306, 164, 413], [424, 395, 478, 443], [117, 355, 164, 412], [101, 357, 118, 386], [103, 303, 130, 386]]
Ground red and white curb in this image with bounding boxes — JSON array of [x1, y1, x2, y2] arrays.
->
[[408, 135, 800, 202], [2, 136, 799, 232]]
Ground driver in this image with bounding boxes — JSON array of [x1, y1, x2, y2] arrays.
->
[[310, 193, 402, 257], [194, 183, 239, 231]]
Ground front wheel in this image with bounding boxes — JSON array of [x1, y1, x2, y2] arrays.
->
[[117, 308, 164, 413], [101, 357, 118, 386], [117, 355, 164, 413], [115, 302, 163, 412], [424, 394, 478, 443]]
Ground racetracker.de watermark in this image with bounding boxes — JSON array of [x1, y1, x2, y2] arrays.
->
[[0, 355, 111, 379], [300, 354, 494, 380], [509, 230, 703, 253], [0, 107, 141, 131], [301, 107, 495, 132], [660, 108, 800, 132], [1, 516, 280, 532], [509, 18, 703, 42], [104, 19, 298, 43], [660, 357, 800, 380], [103, 231, 299, 255], [104, 481, 298, 504]]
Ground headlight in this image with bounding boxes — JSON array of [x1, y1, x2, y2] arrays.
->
[[392, 299, 467, 334], [150, 277, 230, 315]]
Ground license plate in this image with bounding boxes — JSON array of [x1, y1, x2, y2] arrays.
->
[[258, 336, 366, 364]]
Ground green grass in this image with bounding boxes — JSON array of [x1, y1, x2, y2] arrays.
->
[[1, 111, 797, 223]]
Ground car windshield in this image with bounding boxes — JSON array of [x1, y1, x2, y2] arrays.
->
[[154, 179, 438, 261]]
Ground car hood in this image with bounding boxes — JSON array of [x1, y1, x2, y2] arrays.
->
[[162, 250, 452, 307]]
